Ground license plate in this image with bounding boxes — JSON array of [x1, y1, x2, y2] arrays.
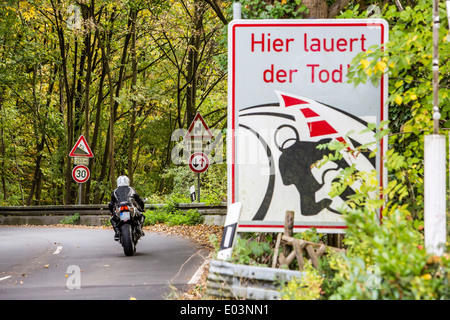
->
[[120, 211, 131, 221]]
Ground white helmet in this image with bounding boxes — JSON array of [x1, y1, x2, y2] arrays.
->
[[117, 175, 130, 187]]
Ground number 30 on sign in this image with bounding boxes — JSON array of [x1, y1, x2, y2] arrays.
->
[[72, 165, 90, 183]]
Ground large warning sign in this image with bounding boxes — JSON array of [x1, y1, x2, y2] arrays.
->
[[227, 19, 388, 233]]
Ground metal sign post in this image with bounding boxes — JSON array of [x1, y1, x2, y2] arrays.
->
[[424, 0, 446, 257], [188, 152, 210, 203], [72, 164, 90, 205], [69, 136, 94, 205], [185, 114, 213, 204], [197, 173, 201, 203]]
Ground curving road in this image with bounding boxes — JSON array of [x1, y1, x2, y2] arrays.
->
[[0, 226, 209, 300]]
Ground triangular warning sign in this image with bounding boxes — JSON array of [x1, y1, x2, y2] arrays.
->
[[185, 113, 213, 140], [69, 135, 94, 158]]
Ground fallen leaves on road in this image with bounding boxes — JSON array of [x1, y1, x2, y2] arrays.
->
[[143, 223, 224, 300], [144, 224, 223, 250]]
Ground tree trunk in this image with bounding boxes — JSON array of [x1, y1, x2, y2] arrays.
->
[[128, 9, 138, 185], [26, 136, 45, 206], [50, 0, 75, 205], [97, 14, 117, 190], [0, 96, 7, 201], [185, 0, 206, 127], [302, 0, 328, 18]]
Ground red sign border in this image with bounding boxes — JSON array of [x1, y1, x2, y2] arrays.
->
[[185, 113, 214, 140], [229, 20, 388, 232], [72, 165, 90, 183], [69, 135, 94, 158], [188, 152, 210, 174]]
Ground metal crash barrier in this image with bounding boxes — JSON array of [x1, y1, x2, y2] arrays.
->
[[206, 259, 303, 300]]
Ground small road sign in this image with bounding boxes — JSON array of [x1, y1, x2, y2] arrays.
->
[[185, 113, 213, 140], [190, 185, 196, 202], [188, 152, 209, 174], [73, 157, 89, 165], [69, 135, 94, 158], [72, 165, 90, 183]]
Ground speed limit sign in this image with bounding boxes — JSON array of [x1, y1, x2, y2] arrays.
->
[[72, 165, 90, 183]]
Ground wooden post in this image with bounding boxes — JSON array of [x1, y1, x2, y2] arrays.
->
[[305, 244, 319, 268], [292, 239, 305, 270], [272, 233, 282, 268], [284, 210, 294, 236], [283, 210, 294, 257]]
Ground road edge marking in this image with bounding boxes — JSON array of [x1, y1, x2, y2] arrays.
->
[[188, 259, 209, 285]]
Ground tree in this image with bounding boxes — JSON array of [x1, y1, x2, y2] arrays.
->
[[0, 0, 228, 205]]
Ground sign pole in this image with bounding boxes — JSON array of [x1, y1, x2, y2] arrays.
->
[[424, 0, 446, 257], [78, 183, 82, 205], [197, 173, 201, 203], [432, 0, 440, 133], [424, 135, 446, 256]]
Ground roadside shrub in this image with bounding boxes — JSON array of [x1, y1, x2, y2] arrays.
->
[[328, 208, 450, 300], [59, 213, 80, 225], [280, 262, 323, 300], [143, 208, 202, 226]]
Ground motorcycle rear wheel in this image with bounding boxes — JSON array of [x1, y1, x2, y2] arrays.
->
[[121, 223, 135, 256]]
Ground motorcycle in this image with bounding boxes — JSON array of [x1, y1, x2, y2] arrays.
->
[[113, 199, 146, 256]]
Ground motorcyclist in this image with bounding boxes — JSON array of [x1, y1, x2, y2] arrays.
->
[[108, 175, 145, 241]]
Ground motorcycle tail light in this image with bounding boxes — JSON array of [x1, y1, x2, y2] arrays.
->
[[120, 205, 129, 211]]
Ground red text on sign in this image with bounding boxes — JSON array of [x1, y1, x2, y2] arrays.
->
[[303, 34, 367, 52], [251, 33, 295, 52], [306, 64, 351, 83], [263, 64, 298, 83]]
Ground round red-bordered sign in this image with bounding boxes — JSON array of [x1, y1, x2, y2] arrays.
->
[[72, 165, 90, 183], [188, 152, 210, 174]]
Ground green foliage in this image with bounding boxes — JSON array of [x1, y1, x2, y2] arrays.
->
[[313, 116, 449, 299], [144, 208, 202, 226], [59, 213, 80, 225], [328, 208, 450, 300], [230, 233, 274, 266], [0, 0, 229, 205], [239, 0, 307, 19], [143, 193, 202, 226], [279, 262, 323, 300], [344, 0, 450, 217], [161, 164, 227, 205], [278, 1, 450, 300]]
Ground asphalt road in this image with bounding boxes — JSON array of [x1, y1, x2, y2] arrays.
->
[[0, 226, 209, 300]]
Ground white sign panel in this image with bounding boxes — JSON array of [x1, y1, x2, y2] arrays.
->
[[227, 19, 388, 233]]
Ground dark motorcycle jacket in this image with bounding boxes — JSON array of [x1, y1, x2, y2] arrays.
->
[[108, 186, 145, 214]]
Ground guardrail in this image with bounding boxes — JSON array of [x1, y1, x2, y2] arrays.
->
[[0, 202, 227, 226], [206, 259, 303, 300]]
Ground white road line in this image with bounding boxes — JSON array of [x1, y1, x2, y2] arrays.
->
[[0, 276, 12, 282], [53, 246, 63, 255], [188, 259, 209, 285]]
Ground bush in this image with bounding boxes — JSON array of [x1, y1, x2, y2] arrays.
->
[[280, 262, 324, 300], [143, 208, 202, 226], [59, 213, 80, 225], [328, 208, 450, 300]]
